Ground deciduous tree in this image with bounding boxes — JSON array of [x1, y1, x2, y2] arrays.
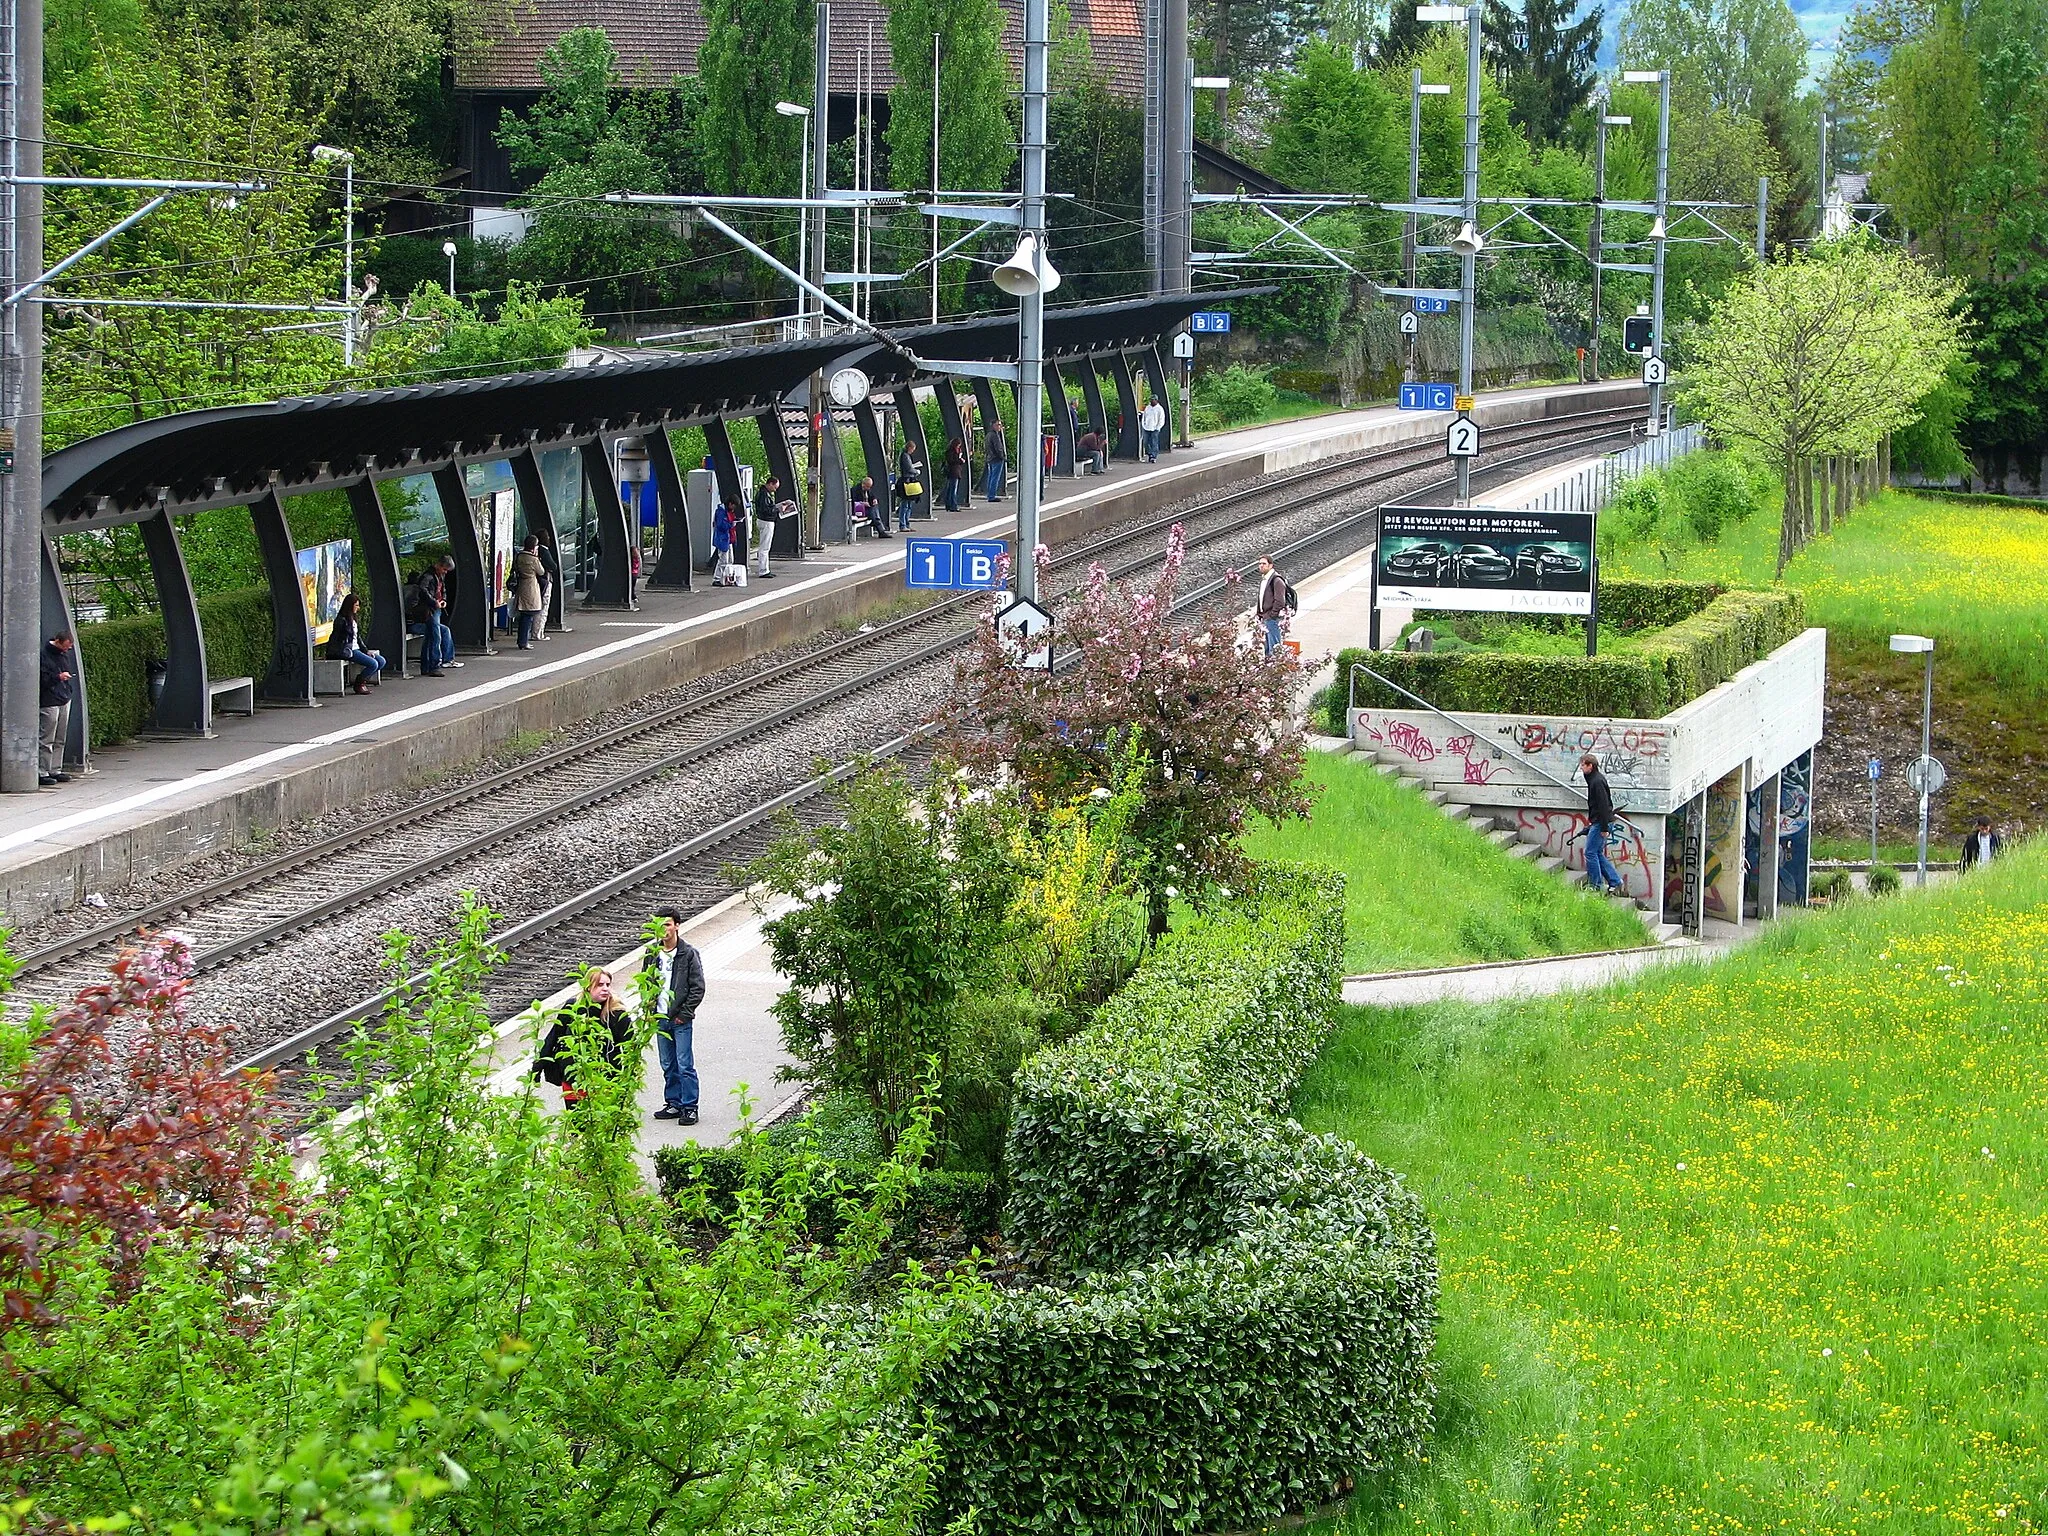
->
[[1266, 42, 1406, 195]]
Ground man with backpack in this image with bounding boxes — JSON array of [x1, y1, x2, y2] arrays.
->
[[1255, 555, 1295, 657], [406, 556, 458, 676]]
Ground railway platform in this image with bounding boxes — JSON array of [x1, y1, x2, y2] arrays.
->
[[0, 379, 1645, 928]]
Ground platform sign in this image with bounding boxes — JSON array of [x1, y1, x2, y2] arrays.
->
[[1189, 310, 1232, 332], [1414, 295, 1452, 314], [906, 537, 1007, 591], [1454, 393, 1475, 413], [1643, 355, 1669, 385], [1399, 382, 1455, 411], [996, 595, 1054, 670], [1399, 311, 1419, 334], [906, 538, 957, 589], [1172, 332, 1195, 359], [1906, 755, 1947, 795], [1376, 504, 1595, 616], [1445, 417, 1480, 458]]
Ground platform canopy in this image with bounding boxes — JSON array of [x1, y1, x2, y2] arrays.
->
[[41, 290, 1264, 533]]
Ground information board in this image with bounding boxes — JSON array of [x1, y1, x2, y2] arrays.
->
[[1376, 504, 1595, 616], [295, 538, 354, 645]]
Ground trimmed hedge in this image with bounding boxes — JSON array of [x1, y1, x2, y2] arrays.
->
[[75, 586, 275, 749], [653, 1141, 1002, 1244], [924, 866, 1439, 1535], [1331, 584, 1806, 728]]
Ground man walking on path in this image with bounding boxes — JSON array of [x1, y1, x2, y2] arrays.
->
[[645, 905, 706, 1126], [1961, 815, 2003, 868], [39, 632, 75, 787], [1140, 396, 1167, 461], [1255, 555, 1289, 657], [984, 418, 1008, 502], [1579, 753, 1627, 897]]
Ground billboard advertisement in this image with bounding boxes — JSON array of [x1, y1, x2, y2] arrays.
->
[[1376, 505, 1595, 616], [296, 538, 354, 645]]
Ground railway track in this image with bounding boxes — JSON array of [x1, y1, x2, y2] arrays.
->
[[10, 405, 1644, 1077]]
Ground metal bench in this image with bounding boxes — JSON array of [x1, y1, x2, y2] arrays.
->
[[208, 675, 256, 716]]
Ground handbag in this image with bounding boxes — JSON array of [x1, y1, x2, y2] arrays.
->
[[901, 479, 924, 499]]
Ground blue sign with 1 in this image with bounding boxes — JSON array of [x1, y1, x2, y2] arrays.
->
[[1398, 382, 1456, 411], [905, 538, 957, 589]]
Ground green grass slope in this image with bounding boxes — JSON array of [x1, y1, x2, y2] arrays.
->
[[1243, 752, 1646, 974], [1296, 846, 2048, 1534]]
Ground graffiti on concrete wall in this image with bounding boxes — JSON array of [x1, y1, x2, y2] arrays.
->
[[1514, 808, 1655, 902], [1353, 711, 1506, 785], [1499, 720, 1667, 787]]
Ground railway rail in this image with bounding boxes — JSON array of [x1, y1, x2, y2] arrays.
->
[[8, 406, 1645, 1080]]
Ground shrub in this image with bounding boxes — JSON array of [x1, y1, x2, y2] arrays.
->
[[1867, 862, 1902, 897], [1199, 363, 1279, 424], [1330, 586, 1806, 728], [1668, 451, 1761, 542], [1608, 472, 1666, 546], [923, 865, 1439, 1535], [75, 585, 276, 749], [654, 1138, 1003, 1246]]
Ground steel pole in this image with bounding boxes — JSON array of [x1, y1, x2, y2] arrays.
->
[[342, 158, 355, 368], [1015, 0, 1048, 604], [1589, 106, 1606, 382], [1756, 173, 1769, 260], [1, 0, 44, 791], [931, 31, 941, 326], [1648, 70, 1669, 436], [1403, 69, 1420, 385], [1918, 649, 1933, 886], [805, 3, 830, 550], [1164, 0, 1190, 445], [1454, 2, 1479, 505]]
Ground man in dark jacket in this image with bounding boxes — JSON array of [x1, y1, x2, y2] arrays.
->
[[1580, 753, 1626, 896], [38, 633, 76, 787], [645, 905, 707, 1125], [983, 420, 1008, 501], [1255, 555, 1289, 656], [1960, 816, 2003, 869]]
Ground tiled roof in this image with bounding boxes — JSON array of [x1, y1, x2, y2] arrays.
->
[[457, 0, 1145, 101]]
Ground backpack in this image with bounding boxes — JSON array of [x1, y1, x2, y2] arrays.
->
[[1283, 581, 1300, 614], [404, 576, 429, 624]]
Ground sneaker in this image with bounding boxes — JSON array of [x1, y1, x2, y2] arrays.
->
[[53, 772, 71, 783], [653, 1106, 682, 1121], [678, 1107, 699, 1127], [37, 775, 56, 787], [448, 660, 465, 667]]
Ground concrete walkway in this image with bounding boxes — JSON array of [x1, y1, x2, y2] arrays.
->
[[1341, 921, 1752, 1009]]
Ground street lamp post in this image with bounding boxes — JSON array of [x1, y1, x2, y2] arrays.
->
[[312, 145, 356, 366], [1590, 96, 1631, 383], [1406, 75, 1451, 386], [1419, 3, 1483, 504], [443, 240, 458, 298], [1622, 70, 1670, 435], [1890, 633, 1937, 886], [774, 102, 814, 339], [1181, 74, 1231, 449]]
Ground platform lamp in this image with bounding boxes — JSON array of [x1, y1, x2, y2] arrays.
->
[[443, 240, 459, 298], [311, 145, 356, 365], [775, 102, 814, 338], [1889, 633, 1937, 886]]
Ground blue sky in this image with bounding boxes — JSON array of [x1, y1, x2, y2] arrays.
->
[[1595, 0, 1847, 82]]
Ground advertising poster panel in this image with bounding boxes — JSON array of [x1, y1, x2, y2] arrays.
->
[[295, 538, 354, 644], [1376, 505, 1595, 616]]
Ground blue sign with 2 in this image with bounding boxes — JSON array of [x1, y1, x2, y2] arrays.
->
[[906, 537, 1007, 590], [1189, 310, 1232, 332], [1413, 296, 1451, 314], [1398, 382, 1456, 411]]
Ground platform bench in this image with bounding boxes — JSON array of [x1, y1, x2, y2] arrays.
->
[[209, 676, 257, 716]]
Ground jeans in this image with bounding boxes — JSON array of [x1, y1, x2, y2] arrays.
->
[[656, 1015, 698, 1110], [1262, 617, 1282, 656], [410, 615, 452, 670], [1144, 427, 1161, 460], [516, 610, 540, 647], [346, 648, 386, 684], [984, 461, 1006, 500], [1585, 820, 1625, 892], [38, 702, 68, 774], [944, 474, 961, 513]]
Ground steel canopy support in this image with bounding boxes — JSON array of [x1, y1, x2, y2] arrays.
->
[[577, 444, 635, 610], [851, 396, 893, 528], [39, 535, 85, 767], [1138, 345, 1173, 455], [1075, 359, 1110, 440], [753, 409, 805, 556], [506, 448, 572, 627], [890, 386, 931, 523], [642, 429, 693, 590], [249, 492, 316, 706], [431, 464, 497, 644], [1045, 358, 1079, 477], [138, 509, 210, 735], [934, 380, 970, 498], [1108, 351, 1142, 460], [818, 405, 853, 542], [345, 478, 409, 677]]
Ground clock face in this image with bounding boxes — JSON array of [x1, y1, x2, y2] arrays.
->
[[827, 367, 871, 408]]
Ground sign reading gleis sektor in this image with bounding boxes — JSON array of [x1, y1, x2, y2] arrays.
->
[[1376, 505, 1596, 616]]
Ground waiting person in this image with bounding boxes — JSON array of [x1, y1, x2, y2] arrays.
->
[[984, 418, 1008, 502], [406, 556, 459, 675], [509, 536, 546, 649], [534, 537, 558, 640], [532, 967, 635, 1110], [712, 495, 737, 586], [1579, 753, 1627, 897], [751, 475, 781, 580], [1077, 426, 1108, 474], [1140, 395, 1167, 461], [1041, 429, 1056, 490], [38, 631, 75, 787], [1961, 815, 2003, 868], [894, 444, 925, 532], [1254, 555, 1289, 657], [325, 593, 386, 694], [644, 904, 707, 1126], [851, 474, 890, 538], [943, 436, 967, 513]]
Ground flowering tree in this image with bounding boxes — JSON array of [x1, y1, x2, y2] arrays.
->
[[946, 527, 1310, 935]]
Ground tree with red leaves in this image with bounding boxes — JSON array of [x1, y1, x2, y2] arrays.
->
[[0, 934, 293, 1423], [946, 526, 1311, 935]]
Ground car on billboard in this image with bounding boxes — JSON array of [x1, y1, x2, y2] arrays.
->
[[1514, 543, 1587, 584], [1384, 540, 1460, 584], [1455, 543, 1514, 584]]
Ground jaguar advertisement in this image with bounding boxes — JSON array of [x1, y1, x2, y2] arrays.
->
[[1376, 505, 1595, 616]]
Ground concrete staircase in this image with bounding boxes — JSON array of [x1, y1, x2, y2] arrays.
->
[[1310, 735, 1684, 945]]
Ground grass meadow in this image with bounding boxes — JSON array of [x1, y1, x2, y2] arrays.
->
[[1298, 845, 2048, 1535], [1243, 751, 1646, 973]]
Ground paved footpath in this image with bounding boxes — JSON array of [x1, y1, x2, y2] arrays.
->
[[1341, 930, 1751, 1010]]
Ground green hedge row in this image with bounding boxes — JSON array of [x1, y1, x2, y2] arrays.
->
[[1331, 585, 1806, 728], [652, 1141, 1001, 1244], [75, 586, 275, 749], [924, 865, 1439, 1535]]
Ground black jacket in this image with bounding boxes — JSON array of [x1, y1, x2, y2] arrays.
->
[[40, 642, 75, 708], [1584, 769, 1615, 826], [1960, 829, 2003, 866], [985, 425, 1008, 465], [643, 941, 706, 1024], [324, 615, 360, 660], [533, 1002, 634, 1091]]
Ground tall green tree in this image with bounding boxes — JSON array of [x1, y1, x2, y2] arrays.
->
[[1617, 0, 1806, 117], [695, 0, 815, 200], [1874, 10, 1983, 272], [1266, 42, 1406, 193], [1373, 0, 1431, 65], [1048, 79, 1148, 300], [1482, 0, 1602, 145]]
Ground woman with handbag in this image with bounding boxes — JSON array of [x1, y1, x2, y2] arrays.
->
[[895, 445, 925, 532], [533, 967, 636, 1109], [942, 437, 967, 513], [510, 536, 546, 649]]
